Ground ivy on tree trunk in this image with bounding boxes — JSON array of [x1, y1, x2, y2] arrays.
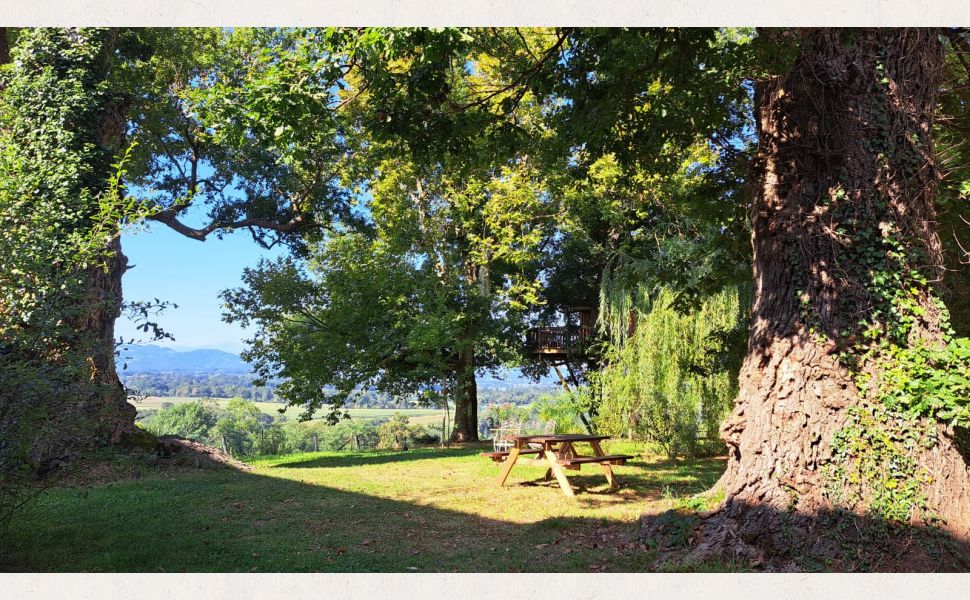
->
[[673, 28, 970, 566]]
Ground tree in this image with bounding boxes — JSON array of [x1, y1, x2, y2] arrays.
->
[[211, 398, 264, 456], [688, 28, 970, 560], [596, 285, 748, 458], [142, 399, 218, 440], [220, 29, 562, 441], [1, 27, 359, 450], [0, 28, 146, 448], [221, 156, 550, 441], [338, 27, 970, 563]]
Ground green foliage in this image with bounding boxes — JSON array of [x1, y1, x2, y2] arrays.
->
[[121, 372, 280, 402], [142, 399, 219, 440], [800, 151, 970, 523], [280, 419, 381, 453], [483, 402, 531, 427], [0, 28, 141, 346], [376, 414, 435, 450], [138, 398, 445, 456], [480, 394, 586, 435], [220, 35, 556, 428], [532, 392, 587, 434], [872, 339, 970, 429], [825, 404, 937, 524], [211, 399, 267, 456], [0, 28, 153, 539], [595, 285, 748, 459]]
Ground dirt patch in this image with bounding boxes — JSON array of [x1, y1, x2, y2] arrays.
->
[[640, 506, 970, 572], [156, 436, 253, 471], [48, 435, 251, 488]]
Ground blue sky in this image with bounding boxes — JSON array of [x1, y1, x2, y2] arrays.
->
[[117, 216, 284, 353]]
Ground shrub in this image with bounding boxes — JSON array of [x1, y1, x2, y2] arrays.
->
[[532, 392, 586, 434], [142, 400, 218, 441], [376, 414, 430, 450], [482, 402, 531, 429], [211, 398, 265, 455]]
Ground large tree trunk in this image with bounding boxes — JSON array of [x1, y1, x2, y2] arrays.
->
[[0, 28, 9, 65], [2, 28, 142, 455], [671, 29, 970, 566], [450, 345, 479, 442], [77, 236, 138, 444]]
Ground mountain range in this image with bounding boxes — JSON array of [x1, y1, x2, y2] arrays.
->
[[117, 345, 250, 374], [116, 344, 556, 388]]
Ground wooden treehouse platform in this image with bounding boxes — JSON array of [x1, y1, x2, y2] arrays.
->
[[525, 305, 595, 361], [525, 326, 592, 360]]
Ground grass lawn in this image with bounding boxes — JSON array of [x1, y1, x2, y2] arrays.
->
[[133, 396, 443, 426], [2, 442, 729, 572]]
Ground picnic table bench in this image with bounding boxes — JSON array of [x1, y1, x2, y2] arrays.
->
[[480, 434, 634, 497]]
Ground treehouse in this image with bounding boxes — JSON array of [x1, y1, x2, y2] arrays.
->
[[526, 305, 598, 434], [525, 306, 595, 363]]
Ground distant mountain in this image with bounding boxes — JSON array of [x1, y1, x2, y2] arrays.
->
[[478, 370, 557, 390], [116, 344, 558, 387], [117, 344, 251, 374]]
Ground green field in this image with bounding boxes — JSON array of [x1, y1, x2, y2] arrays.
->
[[2, 442, 731, 572], [132, 396, 443, 427]]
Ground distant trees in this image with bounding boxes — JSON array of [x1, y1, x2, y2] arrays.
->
[[142, 400, 219, 441], [140, 398, 441, 455], [121, 373, 280, 402]]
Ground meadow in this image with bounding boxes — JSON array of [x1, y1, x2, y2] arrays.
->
[[1, 442, 730, 572], [133, 396, 444, 427]]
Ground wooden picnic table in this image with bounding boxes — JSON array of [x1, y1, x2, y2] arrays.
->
[[480, 433, 633, 497]]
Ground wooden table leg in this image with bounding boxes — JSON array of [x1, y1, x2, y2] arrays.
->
[[497, 446, 521, 487], [590, 440, 618, 490], [544, 449, 575, 497]]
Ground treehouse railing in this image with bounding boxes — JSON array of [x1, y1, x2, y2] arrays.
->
[[526, 326, 593, 354]]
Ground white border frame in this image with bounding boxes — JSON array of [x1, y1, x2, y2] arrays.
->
[[0, 1, 969, 596]]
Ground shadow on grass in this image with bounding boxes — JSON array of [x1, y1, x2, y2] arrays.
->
[[274, 444, 485, 469], [0, 461, 665, 573], [510, 455, 727, 504], [3, 448, 964, 573]]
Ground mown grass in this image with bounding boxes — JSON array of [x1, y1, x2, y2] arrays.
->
[[133, 396, 442, 426], [2, 442, 728, 572]]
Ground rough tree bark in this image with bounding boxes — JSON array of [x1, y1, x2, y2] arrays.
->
[[77, 236, 139, 445], [677, 28, 970, 564], [6, 28, 141, 450], [450, 344, 480, 442], [0, 28, 9, 66], [74, 31, 140, 447]]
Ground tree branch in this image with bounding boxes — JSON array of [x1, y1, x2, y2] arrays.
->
[[449, 28, 570, 113], [148, 209, 312, 242]]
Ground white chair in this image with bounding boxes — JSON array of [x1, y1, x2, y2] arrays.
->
[[491, 419, 522, 452]]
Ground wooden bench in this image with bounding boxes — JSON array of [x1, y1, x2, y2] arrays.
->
[[558, 454, 634, 467], [480, 448, 542, 462]]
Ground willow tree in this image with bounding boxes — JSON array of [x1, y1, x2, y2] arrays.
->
[[596, 285, 748, 458], [342, 27, 970, 563]]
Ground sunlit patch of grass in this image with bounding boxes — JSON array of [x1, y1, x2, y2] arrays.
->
[[3, 444, 726, 572]]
